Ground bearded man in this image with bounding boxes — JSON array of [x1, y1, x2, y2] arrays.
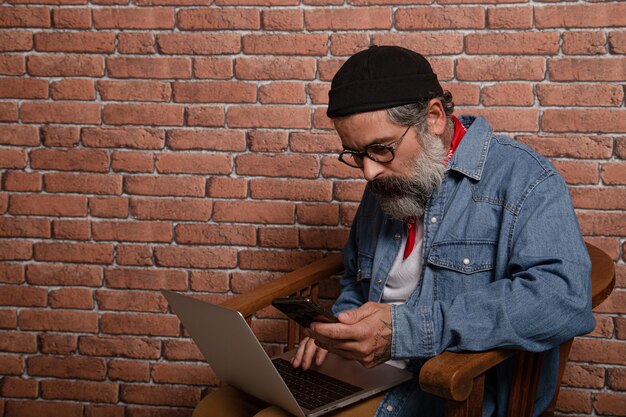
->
[[196, 46, 594, 417]]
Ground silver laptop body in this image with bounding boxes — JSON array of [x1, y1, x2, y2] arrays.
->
[[162, 290, 413, 417]]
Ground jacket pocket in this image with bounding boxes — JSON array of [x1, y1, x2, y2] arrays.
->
[[427, 241, 497, 275], [356, 251, 374, 281]]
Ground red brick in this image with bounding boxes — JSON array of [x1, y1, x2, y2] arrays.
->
[[85, 405, 124, 417], [92, 220, 172, 243], [236, 154, 319, 178], [305, 8, 390, 30], [594, 393, 626, 416], [155, 153, 232, 175], [177, 7, 259, 29], [0, 309, 17, 328], [167, 129, 245, 151], [105, 268, 187, 290], [83, 127, 164, 149], [516, 135, 613, 159], [584, 237, 620, 262], [396, 7, 484, 29], [0, 377, 38, 398], [0, 149, 26, 168], [0, 54, 25, 75], [2, 170, 41, 193], [587, 314, 614, 338], [227, 105, 310, 128], [536, 3, 626, 28], [21, 309, 98, 333], [213, 201, 294, 224], [97, 290, 167, 313], [108, 359, 150, 382], [111, 151, 154, 173], [330, 33, 370, 56], [457, 57, 546, 81], [458, 107, 540, 132], [185, 105, 225, 127], [0, 101, 18, 121], [9, 194, 86, 216], [22, 101, 100, 124], [231, 270, 281, 294], [39, 333, 78, 354], [104, 103, 184, 126], [42, 125, 79, 147], [481, 83, 534, 106], [207, 176, 248, 198], [115, 245, 153, 266], [334, 180, 366, 202], [0, 78, 47, 98], [44, 172, 123, 195], [50, 78, 95, 100], [250, 179, 332, 201], [152, 362, 218, 385], [609, 31, 626, 54], [158, 32, 241, 55], [259, 227, 298, 248], [49, 287, 94, 309], [0, 217, 50, 238], [107, 57, 191, 79], [34, 242, 113, 264], [0, 30, 33, 52], [593, 290, 626, 314], [0, 6, 50, 27], [262, 9, 303, 31], [101, 312, 180, 336], [0, 285, 46, 307], [537, 84, 623, 107], [372, 33, 463, 55], [175, 223, 256, 245], [31, 148, 108, 172], [41, 379, 118, 403], [552, 161, 599, 185], [543, 109, 626, 133], [570, 338, 626, 365], [578, 211, 626, 237], [467, 32, 559, 55], [601, 162, 626, 185], [98, 80, 171, 102], [486, 6, 532, 29], [89, 196, 129, 218], [0, 331, 36, 353], [556, 389, 592, 414], [27, 263, 102, 286], [154, 246, 237, 268], [124, 175, 205, 197], [607, 368, 626, 390], [616, 138, 626, 160], [120, 384, 200, 407], [190, 270, 229, 292], [28, 54, 104, 77], [259, 81, 306, 104], [94, 7, 174, 29], [34, 32, 114, 53], [297, 203, 339, 226], [118, 32, 155, 54], [248, 130, 289, 152], [0, 355, 23, 375], [0, 125, 38, 146], [235, 57, 316, 80], [563, 31, 607, 55], [290, 132, 341, 153], [216, 0, 297, 4], [52, 7, 91, 28], [549, 58, 626, 81], [571, 188, 626, 210], [239, 250, 323, 272], [0, 240, 31, 261], [162, 339, 203, 361], [0, 263, 24, 284], [6, 401, 82, 417], [131, 198, 211, 221], [193, 57, 233, 79], [80, 335, 161, 358], [322, 157, 365, 179], [242, 33, 327, 55]]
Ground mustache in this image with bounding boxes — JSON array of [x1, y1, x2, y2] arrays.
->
[[370, 175, 431, 199]]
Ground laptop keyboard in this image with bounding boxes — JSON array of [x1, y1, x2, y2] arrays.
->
[[272, 358, 363, 411]]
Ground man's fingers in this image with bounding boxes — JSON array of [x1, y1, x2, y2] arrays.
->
[[336, 302, 377, 324]]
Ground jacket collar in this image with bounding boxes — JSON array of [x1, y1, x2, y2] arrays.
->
[[444, 115, 492, 181]]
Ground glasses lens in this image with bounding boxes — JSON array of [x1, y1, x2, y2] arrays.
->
[[339, 152, 363, 168], [366, 145, 394, 163]]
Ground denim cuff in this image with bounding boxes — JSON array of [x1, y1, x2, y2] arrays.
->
[[391, 303, 437, 359]]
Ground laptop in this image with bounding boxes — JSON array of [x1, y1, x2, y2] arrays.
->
[[162, 290, 413, 417]]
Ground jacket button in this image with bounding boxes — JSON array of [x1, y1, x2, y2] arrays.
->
[[376, 279, 383, 285], [463, 258, 470, 265], [430, 216, 437, 224], [386, 404, 394, 412], [394, 233, 401, 240]]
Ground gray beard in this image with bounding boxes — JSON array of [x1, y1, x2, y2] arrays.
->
[[369, 132, 446, 220]]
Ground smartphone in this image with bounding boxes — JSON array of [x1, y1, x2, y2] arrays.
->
[[271, 296, 339, 328]]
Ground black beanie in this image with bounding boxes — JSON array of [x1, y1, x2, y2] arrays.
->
[[327, 45, 443, 118]]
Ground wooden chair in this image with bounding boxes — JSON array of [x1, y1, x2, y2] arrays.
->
[[201, 242, 615, 417]]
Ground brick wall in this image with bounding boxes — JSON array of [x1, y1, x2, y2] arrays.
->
[[0, 0, 624, 416]]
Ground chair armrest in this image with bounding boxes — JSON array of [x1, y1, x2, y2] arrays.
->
[[221, 253, 344, 318], [420, 350, 514, 401]]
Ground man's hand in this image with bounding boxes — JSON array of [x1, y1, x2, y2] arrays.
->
[[291, 336, 328, 371], [307, 302, 392, 368]]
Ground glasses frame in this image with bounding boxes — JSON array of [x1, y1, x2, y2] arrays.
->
[[338, 125, 412, 168]]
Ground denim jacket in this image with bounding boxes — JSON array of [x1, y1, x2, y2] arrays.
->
[[332, 116, 595, 417]]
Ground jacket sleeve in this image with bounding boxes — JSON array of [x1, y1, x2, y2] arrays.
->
[[391, 173, 596, 359]]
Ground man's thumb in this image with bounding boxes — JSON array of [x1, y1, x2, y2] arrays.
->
[[337, 303, 374, 324]]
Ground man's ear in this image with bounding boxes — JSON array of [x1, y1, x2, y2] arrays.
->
[[426, 98, 447, 136]]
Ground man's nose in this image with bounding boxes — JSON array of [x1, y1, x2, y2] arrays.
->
[[361, 157, 385, 182]]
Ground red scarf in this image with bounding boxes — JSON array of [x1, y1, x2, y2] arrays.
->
[[403, 116, 466, 259]]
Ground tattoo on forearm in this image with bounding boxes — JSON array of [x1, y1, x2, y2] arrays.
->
[[373, 319, 393, 365]]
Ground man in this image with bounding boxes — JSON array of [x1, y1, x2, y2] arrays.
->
[[198, 46, 595, 417]]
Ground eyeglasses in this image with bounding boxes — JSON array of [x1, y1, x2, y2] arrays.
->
[[338, 126, 412, 168]]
